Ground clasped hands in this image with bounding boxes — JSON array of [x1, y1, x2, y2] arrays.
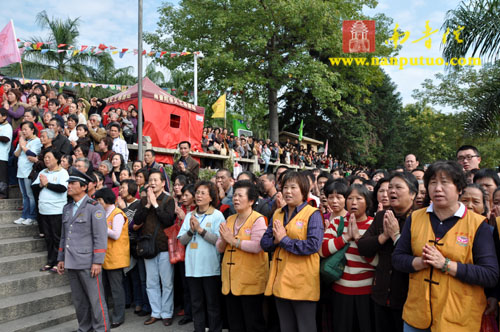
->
[[189, 215, 203, 234], [342, 214, 361, 242]]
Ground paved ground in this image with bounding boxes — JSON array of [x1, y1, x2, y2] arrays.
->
[[40, 307, 196, 332]]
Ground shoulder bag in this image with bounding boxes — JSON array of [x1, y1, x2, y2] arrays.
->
[[136, 195, 169, 259], [320, 216, 350, 284]]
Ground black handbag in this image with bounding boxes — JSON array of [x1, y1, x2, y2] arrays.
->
[[135, 195, 170, 259], [129, 231, 139, 258], [136, 222, 160, 259]]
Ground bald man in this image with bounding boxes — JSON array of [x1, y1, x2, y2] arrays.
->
[[404, 154, 419, 172]]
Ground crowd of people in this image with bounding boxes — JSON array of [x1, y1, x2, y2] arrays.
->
[[201, 126, 358, 172], [1, 76, 500, 332]]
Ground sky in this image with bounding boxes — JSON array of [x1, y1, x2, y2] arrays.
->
[[1, 0, 469, 112]]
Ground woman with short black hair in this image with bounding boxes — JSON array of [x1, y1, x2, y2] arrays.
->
[[324, 180, 348, 224], [32, 150, 69, 273], [321, 184, 377, 332], [373, 178, 390, 214], [14, 121, 42, 226], [261, 171, 324, 332], [217, 180, 268, 332], [393, 161, 499, 331], [460, 183, 489, 217], [358, 172, 418, 332], [178, 180, 225, 332]]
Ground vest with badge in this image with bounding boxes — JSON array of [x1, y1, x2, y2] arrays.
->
[[264, 204, 320, 301], [103, 207, 130, 270], [403, 208, 486, 332], [496, 217, 500, 240], [221, 211, 269, 296]]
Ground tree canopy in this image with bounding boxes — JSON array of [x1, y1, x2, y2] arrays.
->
[[144, 0, 396, 142]]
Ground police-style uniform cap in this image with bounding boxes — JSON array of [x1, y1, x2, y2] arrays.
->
[[68, 169, 93, 185]]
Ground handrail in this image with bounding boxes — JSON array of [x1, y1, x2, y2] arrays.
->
[[127, 143, 329, 172]]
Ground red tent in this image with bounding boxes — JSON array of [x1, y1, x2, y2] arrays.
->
[[103, 77, 205, 163]]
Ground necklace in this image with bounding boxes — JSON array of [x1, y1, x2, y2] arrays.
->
[[236, 210, 253, 227]]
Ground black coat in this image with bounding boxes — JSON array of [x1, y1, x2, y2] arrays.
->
[[357, 208, 411, 309]]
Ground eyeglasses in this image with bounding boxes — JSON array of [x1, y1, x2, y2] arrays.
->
[[457, 155, 478, 162]]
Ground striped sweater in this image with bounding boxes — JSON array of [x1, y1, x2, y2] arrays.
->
[[320, 214, 378, 295]]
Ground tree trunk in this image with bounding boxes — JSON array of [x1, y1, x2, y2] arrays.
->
[[268, 86, 279, 142]]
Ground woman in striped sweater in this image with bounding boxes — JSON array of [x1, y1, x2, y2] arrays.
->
[[320, 184, 378, 332]]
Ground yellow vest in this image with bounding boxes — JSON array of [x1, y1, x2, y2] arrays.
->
[[221, 211, 269, 296], [264, 204, 320, 301], [103, 207, 130, 270], [496, 217, 500, 240], [403, 208, 486, 332]]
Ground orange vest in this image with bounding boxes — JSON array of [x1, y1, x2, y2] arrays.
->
[[221, 211, 269, 296], [496, 217, 500, 239], [403, 208, 486, 332], [264, 204, 320, 301], [103, 208, 130, 270]]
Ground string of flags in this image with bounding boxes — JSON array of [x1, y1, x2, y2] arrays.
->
[[17, 39, 203, 59]]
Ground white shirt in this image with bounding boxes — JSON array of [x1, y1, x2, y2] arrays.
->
[[0, 121, 13, 161], [112, 137, 129, 161], [33, 168, 69, 215], [68, 128, 78, 142]]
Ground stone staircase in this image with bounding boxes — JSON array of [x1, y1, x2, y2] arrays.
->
[[0, 189, 76, 331]]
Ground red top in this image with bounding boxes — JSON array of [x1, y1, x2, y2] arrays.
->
[[321, 214, 377, 295]]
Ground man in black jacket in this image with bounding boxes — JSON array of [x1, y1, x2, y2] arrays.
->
[[133, 170, 176, 327], [48, 118, 72, 155]]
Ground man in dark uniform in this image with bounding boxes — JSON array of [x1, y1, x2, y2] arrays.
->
[[172, 141, 200, 183], [57, 169, 110, 332]]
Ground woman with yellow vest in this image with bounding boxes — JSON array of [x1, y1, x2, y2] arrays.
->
[[260, 171, 324, 332], [493, 188, 500, 229], [216, 180, 268, 332], [393, 161, 499, 332], [94, 187, 130, 329]]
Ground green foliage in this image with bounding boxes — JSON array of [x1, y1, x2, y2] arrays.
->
[[400, 103, 462, 165], [413, 62, 500, 137], [442, 0, 500, 62], [199, 169, 217, 181], [281, 69, 404, 168], [144, 0, 394, 142]]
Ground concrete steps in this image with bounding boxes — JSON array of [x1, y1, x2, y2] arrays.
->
[[38, 318, 79, 332], [0, 198, 22, 210], [0, 305, 76, 332], [0, 223, 38, 239], [0, 210, 23, 224], [0, 252, 46, 277], [0, 270, 70, 298], [0, 236, 46, 256], [0, 285, 72, 324], [0, 195, 76, 331]]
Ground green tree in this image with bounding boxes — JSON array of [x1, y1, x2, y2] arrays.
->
[[400, 103, 462, 164], [145, 62, 166, 87], [2, 11, 109, 81], [413, 62, 500, 137], [442, 0, 500, 62], [440, 0, 500, 136], [281, 67, 405, 167], [145, 0, 395, 141]]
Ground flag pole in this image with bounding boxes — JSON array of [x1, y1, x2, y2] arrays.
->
[[224, 91, 227, 129], [19, 62, 25, 83], [137, 0, 144, 161], [194, 52, 198, 106], [10, 20, 24, 82]]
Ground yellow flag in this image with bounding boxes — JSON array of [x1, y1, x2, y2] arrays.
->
[[211, 94, 226, 118]]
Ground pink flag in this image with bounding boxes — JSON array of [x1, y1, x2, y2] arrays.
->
[[323, 139, 328, 157], [0, 20, 21, 67]]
